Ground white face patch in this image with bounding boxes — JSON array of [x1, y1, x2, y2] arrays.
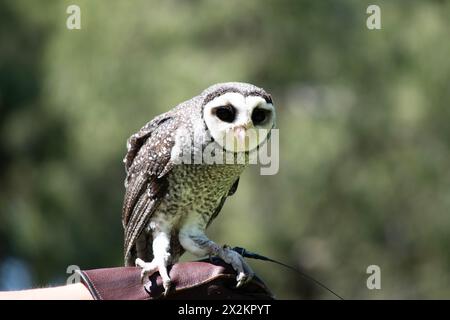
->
[[203, 92, 275, 153]]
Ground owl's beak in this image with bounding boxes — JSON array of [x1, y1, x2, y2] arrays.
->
[[234, 126, 247, 142], [229, 123, 260, 152], [234, 120, 253, 141]]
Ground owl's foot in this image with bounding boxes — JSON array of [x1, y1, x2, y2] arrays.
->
[[217, 246, 255, 288], [135, 258, 172, 296]]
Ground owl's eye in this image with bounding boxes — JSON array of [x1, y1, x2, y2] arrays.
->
[[251, 108, 270, 125], [214, 105, 236, 123]]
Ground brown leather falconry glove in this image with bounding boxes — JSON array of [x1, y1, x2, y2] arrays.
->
[[78, 258, 274, 300]]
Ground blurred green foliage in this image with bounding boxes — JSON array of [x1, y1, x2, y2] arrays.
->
[[1, 0, 450, 298]]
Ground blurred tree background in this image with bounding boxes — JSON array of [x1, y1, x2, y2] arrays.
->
[[1, 0, 449, 299]]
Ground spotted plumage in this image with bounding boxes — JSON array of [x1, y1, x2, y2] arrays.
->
[[122, 82, 275, 293]]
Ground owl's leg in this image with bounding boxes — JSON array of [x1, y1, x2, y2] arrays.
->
[[135, 231, 172, 296], [179, 229, 254, 288]]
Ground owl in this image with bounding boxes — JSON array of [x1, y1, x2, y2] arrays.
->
[[122, 82, 276, 295]]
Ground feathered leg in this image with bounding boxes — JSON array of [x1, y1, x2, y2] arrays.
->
[[179, 228, 254, 288], [136, 231, 172, 295]]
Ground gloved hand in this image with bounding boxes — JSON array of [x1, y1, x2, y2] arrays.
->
[[78, 258, 274, 300]]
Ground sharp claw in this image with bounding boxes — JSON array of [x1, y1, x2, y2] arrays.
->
[[136, 258, 157, 284], [141, 268, 152, 283], [217, 247, 254, 288], [235, 272, 249, 288], [163, 280, 172, 297], [135, 258, 144, 267], [135, 258, 172, 296]]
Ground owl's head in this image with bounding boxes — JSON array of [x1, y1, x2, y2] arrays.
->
[[201, 82, 276, 153]]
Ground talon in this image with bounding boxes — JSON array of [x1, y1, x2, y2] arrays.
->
[[135, 258, 157, 283], [135, 258, 145, 267], [217, 246, 254, 288], [140, 268, 152, 284], [134, 257, 173, 295], [140, 271, 146, 283], [163, 279, 172, 296], [236, 276, 246, 288], [236, 271, 252, 288]]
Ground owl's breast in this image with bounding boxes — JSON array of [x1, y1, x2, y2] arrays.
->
[[157, 163, 244, 228]]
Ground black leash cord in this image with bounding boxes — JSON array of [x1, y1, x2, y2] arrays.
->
[[231, 246, 344, 300]]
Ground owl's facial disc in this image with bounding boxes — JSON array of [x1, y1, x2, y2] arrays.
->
[[203, 92, 275, 153]]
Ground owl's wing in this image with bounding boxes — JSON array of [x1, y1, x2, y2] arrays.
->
[[122, 115, 177, 265], [206, 178, 240, 228]]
